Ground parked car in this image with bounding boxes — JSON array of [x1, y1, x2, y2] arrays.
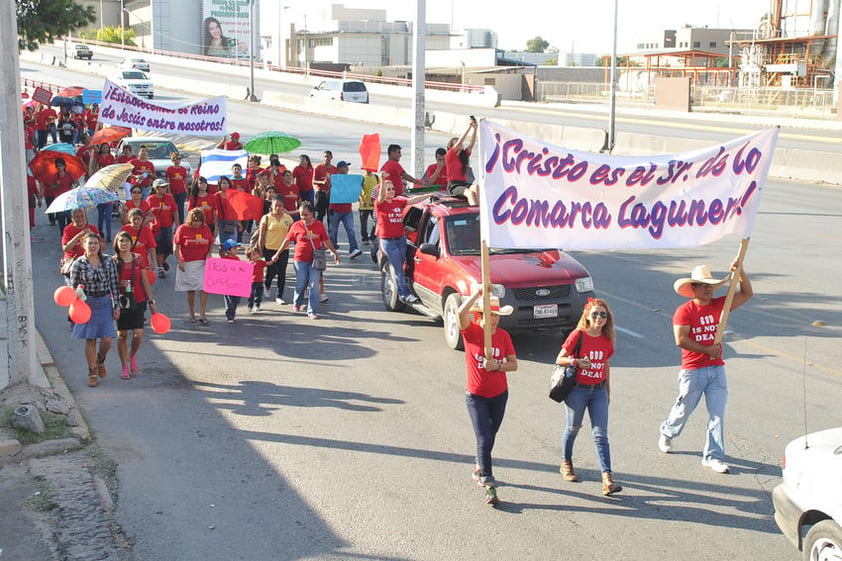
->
[[109, 70, 154, 99], [120, 58, 151, 72], [73, 44, 92, 60], [377, 195, 595, 350], [773, 427, 842, 561], [116, 138, 192, 180], [309, 80, 369, 103]]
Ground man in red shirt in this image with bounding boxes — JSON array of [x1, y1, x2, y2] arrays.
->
[[165, 152, 189, 224], [423, 148, 448, 188], [380, 144, 422, 197], [313, 150, 336, 223], [147, 179, 179, 277], [217, 132, 243, 150], [35, 104, 58, 148], [658, 262, 753, 474], [130, 145, 156, 199]]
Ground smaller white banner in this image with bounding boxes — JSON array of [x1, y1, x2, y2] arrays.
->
[[99, 79, 227, 138]]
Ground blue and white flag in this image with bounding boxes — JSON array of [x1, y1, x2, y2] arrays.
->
[[199, 149, 249, 185]]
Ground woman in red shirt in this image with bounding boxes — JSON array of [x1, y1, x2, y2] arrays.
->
[[291, 154, 314, 208], [122, 185, 151, 226], [187, 176, 219, 235], [119, 208, 157, 269], [457, 288, 518, 505], [173, 208, 213, 324], [112, 231, 157, 380], [165, 152, 189, 224], [45, 158, 74, 231], [269, 201, 339, 319], [61, 208, 101, 263], [445, 117, 479, 204]]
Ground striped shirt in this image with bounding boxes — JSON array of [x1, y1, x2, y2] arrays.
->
[[69, 255, 120, 309]]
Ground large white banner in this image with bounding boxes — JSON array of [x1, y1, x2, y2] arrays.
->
[[478, 121, 778, 250], [98, 80, 227, 137]]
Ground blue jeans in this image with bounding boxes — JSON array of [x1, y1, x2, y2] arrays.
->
[[563, 383, 613, 473], [328, 210, 359, 252], [660, 365, 728, 461], [248, 282, 263, 308], [465, 390, 508, 484], [379, 236, 409, 297], [300, 189, 315, 208], [224, 295, 240, 320], [293, 260, 321, 314], [96, 202, 113, 240], [218, 220, 239, 248]]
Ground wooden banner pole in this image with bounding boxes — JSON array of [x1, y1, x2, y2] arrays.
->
[[481, 240, 493, 359], [714, 237, 750, 345]]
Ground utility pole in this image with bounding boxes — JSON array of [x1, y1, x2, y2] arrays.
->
[[410, 0, 426, 180], [0, 1, 39, 389]]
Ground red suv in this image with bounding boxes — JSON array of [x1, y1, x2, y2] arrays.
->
[[378, 196, 596, 349]]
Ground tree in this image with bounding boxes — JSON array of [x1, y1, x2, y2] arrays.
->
[[526, 36, 549, 53], [16, 0, 96, 51]]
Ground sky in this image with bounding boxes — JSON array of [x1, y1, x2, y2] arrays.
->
[[278, 0, 772, 54]]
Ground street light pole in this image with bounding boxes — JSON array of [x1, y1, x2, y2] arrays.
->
[[120, 0, 125, 52], [248, 0, 257, 101]]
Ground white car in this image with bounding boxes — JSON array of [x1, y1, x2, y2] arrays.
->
[[309, 80, 369, 103], [116, 137, 192, 179], [773, 427, 842, 561], [109, 70, 154, 99], [120, 57, 150, 72]]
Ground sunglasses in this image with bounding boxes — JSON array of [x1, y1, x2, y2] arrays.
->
[[590, 311, 608, 319]]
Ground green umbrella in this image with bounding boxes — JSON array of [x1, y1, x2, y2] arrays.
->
[[243, 131, 302, 155]]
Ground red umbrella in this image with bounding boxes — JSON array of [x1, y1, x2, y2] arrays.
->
[[88, 126, 132, 146], [28, 150, 87, 183], [226, 190, 265, 221], [56, 86, 85, 98]]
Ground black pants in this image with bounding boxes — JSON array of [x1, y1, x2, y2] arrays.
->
[[263, 247, 289, 295], [314, 190, 329, 222]]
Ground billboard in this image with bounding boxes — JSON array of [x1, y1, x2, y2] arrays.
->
[[202, 0, 251, 59]]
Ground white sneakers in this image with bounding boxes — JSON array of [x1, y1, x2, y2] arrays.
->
[[702, 457, 730, 474], [658, 434, 673, 453]]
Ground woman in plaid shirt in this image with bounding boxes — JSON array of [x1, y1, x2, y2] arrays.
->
[[69, 233, 121, 387]]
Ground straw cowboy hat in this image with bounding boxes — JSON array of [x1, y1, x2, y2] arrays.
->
[[470, 295, 513, 316], [673, 265, 729, 298]]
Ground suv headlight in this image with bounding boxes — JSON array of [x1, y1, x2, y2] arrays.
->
[[575, 276, 594, 293], [470, 283, 505, 299]]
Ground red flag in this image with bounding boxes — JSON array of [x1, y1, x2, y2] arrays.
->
[[226, 190, 265, 220], [359, 133, 381, 172]]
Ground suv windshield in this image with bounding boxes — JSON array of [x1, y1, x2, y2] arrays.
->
[[123, 71, 147, 80], [131, 142, 177, 159]]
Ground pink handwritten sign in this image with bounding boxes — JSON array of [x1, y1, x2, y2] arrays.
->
[[202, 257, 253, 297]]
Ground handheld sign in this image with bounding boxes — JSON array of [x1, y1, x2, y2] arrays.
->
[[202, 257, 253, 297]]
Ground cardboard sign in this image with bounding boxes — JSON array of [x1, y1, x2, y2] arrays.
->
[[32, 87, 52, 105], [202, 257, 253, 297], [329, 174, 363, 204]]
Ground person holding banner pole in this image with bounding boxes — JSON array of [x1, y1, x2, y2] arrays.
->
[[173, 208, 213, 324], [457, 287, 518, 506], [657, 259, 753, 474], [446, 117, 479, 205]]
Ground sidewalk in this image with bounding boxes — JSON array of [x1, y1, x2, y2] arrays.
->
[[0, 292, 130, 560]]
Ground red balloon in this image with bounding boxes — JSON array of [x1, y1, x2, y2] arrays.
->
[[69, 300, 92, 324], [146, 269, 156, 285], [53, 285, 77, 307], [150, 312, 171, 334]]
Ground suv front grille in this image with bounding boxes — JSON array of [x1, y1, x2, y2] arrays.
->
[[512, 285, 570, 301]]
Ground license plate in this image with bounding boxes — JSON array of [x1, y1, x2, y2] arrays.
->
[[533, 303, 558, 319]]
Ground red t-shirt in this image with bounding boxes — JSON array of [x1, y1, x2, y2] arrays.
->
[[245, 167, 263, 189], [270, 168, 287, 189], [116, 255, 148, 304], [165, 165, 188, 195], [130, 158, 156, 188], [445, 147, 471, 183], [278, 183, 300, 212], [35, 108, 57, 130], [117, 154, 132, 164], [286, 220, 328, 263], [45, 172, 73, 198], [561, 329, 615, 385], [119, 224, 157, 268], [124, 199, 151, 219], [461, 322, 515, 398], [292, 165, 314, 193], [230, 177, 249, 192], [314, 163, 337, 194], [147, 193, 178, 228], [174, 224, 212, 262], [93, 152, 116, 171], [187, 193, 218, 226], [61, 224, 101, 259], [674, 296, 727, 370], [250, 259, 267, 283], [380, 159, 406, 196], [424, 163, 448, 187], [375, 198, 407, 238]]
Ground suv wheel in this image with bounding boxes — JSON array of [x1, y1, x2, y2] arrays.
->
[[803, 520, 842, 561], [443, 293, 464, 350], [381, 262, 406, 312]]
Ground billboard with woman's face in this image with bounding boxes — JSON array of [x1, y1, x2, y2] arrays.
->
[[202, 0, 251, 58]]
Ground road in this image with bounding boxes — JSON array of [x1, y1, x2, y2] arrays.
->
[[22, 51, 842, 560]]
